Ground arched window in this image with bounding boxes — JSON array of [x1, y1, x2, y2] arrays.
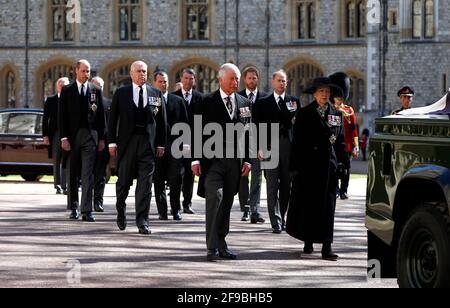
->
[[40, 63, 74, 103], [6, 71, 16, 108], [174, 63, 219, 94], [294, 0, 316, 40], [50, 0, 75, 42], [286, 62, 324, 107], [117, 0, 142, 41], [183, 0, 210, 41], [348, 73, 366, 113], [344, 0, 366, 38], [412, 0, 435, 39], [104, 63, 133, 98]]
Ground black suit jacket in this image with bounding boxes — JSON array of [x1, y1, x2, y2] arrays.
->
[[59, 82, 105, 146], [254, 93, 300, 149], [108, 84, 167, 166], [172, 89, 203, 128], [164, 93, 188, 148], [195, 90, 251, 197], [42, 94, 59, 158]]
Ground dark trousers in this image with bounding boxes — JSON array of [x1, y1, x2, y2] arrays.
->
[[154, 154, 183, 216], [265, 135, 292, 229], [52, 132, 66, 190], [182, 158, 195, 208], [205, 159, 240, 250], [238, 158, 262, 214], [94, 147, 110, 206], [338, 152, 351, 194], [116, 135, 154, 228], [67, 129, 97, 213]]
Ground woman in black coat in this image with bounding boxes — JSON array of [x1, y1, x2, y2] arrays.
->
[[286, 77, 346, 261]]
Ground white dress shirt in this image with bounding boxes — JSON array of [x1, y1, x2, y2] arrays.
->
[[132, 83, 148, 108], [220, 88, 236, 120], [182, 89, 192, 104], [76, 80, 89, 96]]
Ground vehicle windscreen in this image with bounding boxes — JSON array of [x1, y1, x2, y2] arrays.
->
[[0, 113, 7, 134]]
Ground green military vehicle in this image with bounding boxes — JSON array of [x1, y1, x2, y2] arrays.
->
[[366, 94, 450, 288]]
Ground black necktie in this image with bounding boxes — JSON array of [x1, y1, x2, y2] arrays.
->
[[248, 92, 255, 104], [80, 84, 85, 97], [278, 96, 284, 110], [139, 86, 144, 109], [225, 97, 233, 115]]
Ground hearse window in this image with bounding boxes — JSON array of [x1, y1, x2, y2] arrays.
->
[[7, 114, 37, 135]]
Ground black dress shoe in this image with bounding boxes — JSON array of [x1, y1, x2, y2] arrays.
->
[[272, 227, 282, 234], [173, 213, 182, 221], [56, 187, 63, 195], [206, 249, 220, 262], [82, 213, 96, 222], [250, 214, 265, 224], [241, 211, 250, 222], [138, 226, 151, 235], [340, 192, 349, 200], [322, 244, 339, 261], [183, 206, 195, 214], [117, 216, 127, 231], [158, 214, 168, 221], [219, 248, 237, 260], [94, 203, 104, 213], [69, 209, 80, 220], [303, 242, 314, 254]]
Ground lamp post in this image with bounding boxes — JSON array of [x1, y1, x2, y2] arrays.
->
[[24, 0, 29, 108]]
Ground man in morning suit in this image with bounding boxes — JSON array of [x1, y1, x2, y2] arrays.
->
[[254, 70, 299, 233], [153, 71, 188, 221], [108, 61, 167, 235], [237, 66, 267, 224], [91, 76, 112, 213], [43, 77, 70, 195], [192, 63, 252, 261], [59, 60, 106, 222], [173, 68, 203, 215]]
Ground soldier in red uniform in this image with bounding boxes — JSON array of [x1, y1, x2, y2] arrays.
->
[[329, 72, 359, 200]]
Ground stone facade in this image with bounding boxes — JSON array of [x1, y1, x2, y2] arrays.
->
[[0, 0, 370, 126], [370, 0, 450, 117]]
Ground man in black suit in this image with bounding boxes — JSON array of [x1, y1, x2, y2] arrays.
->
[[108, 61, 167, 235], [43, 77, 70, 195], [254, 70, 299, 233], [173, 68, 203, 215], [153, 71, 188, 221], [237, 67, 267, 224], [59, 60, 106, 222], [91, 77, 112, 213], [192, 63, 252, 261]]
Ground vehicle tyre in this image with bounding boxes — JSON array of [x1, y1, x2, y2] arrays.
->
[[397, 205, 450, 288], [21, 174, 43, 182]]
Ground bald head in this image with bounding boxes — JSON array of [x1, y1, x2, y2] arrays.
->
[[56, 77, 70, 94]]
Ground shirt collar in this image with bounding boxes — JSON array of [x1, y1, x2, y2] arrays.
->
[[220, 88, 235, 102], [133, 83, 145, 91], [163, 92, 168, 103], [246, 88, 258, 97], [76, 80, 89, 90], [182, 88, 192, 96], [274, 92, 286, 102]]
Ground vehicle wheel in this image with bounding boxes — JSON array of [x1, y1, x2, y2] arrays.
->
[[21, 174, 43, 182], [397, 205, 450, 288]]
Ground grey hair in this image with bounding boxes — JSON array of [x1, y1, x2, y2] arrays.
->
[[56, 77, 70, 86], [130, 61, 148, 73], [91, 76, 104, 85], [218, 63, 241, 80]]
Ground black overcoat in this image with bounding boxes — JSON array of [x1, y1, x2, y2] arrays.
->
[[286, 101, 345, 244]]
